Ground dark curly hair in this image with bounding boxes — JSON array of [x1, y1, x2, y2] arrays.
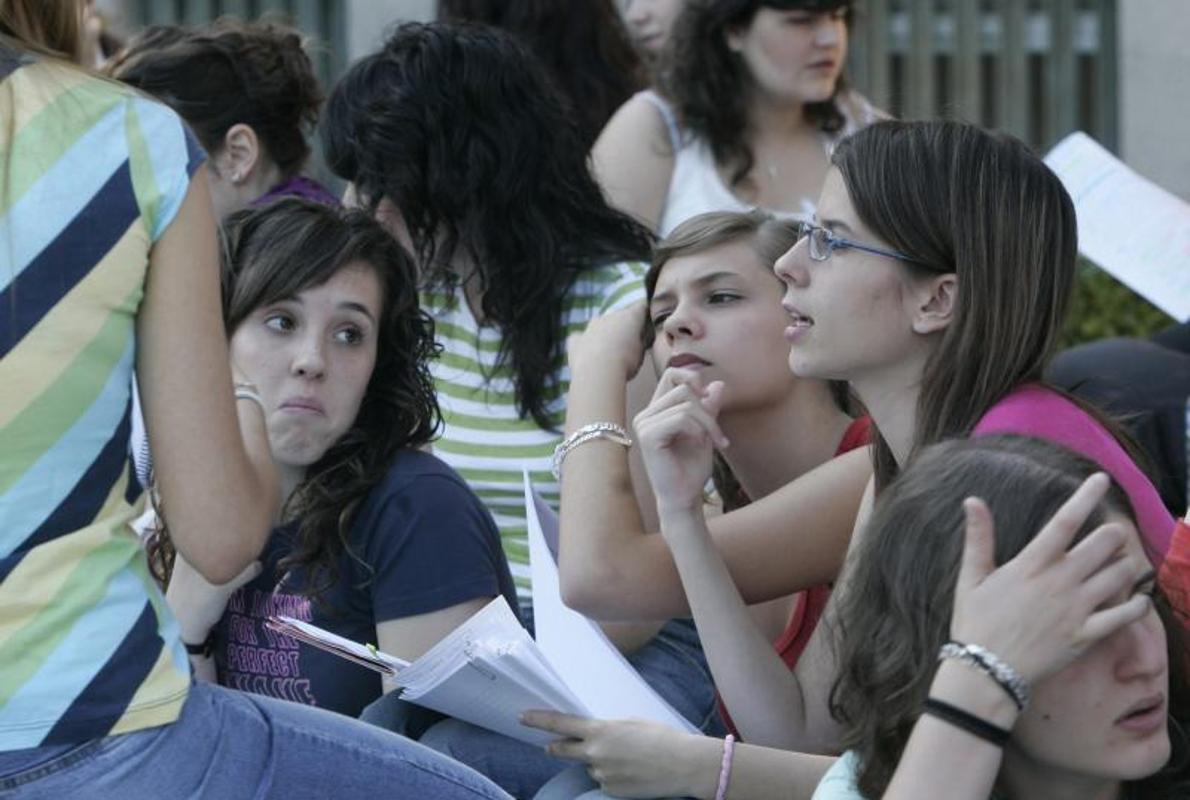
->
[[437, 0, 645, 150], [660, 0, 853, 187], [109, 17, 322, 178], [831, 435, 1190, 799], [323, 22, 653, 431], [147, 198, 442, 598]]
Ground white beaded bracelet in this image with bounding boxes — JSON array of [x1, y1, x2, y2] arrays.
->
[[551, 422, 633, 479]]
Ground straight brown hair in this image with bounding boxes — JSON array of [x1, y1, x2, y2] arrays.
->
[[0, 0, 82, 61], [832, 121, 1079, 491]]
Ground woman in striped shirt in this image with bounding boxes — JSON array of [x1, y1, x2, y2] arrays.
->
[[323, 21, 727, 798]]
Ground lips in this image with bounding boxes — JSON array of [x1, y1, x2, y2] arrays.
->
[[1115, 694, 1166, 734], [280, 396, 326, 415], [667, 353, 711, 369], [782, 303, 814, 328]]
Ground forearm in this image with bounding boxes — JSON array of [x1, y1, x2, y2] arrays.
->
[[663, 506, 823, 751], [665, 732, 835, 800], [882, 662, 1015, 800], [138, 170, 278, 582], [559, 358, 687, 617]]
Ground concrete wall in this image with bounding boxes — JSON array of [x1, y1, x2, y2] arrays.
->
[[1118, 0, 1190, 200], [345, 0, 435, 64]]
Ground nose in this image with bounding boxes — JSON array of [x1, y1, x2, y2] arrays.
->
[[626, 1, 649, 24], [814, 14, 843, 47], [774, 238, 811, 289], [1113, 610, 1167, 683], [661, 301, 703, 342], [291, 333, 327, 380]]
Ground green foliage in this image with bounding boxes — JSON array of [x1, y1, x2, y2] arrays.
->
[[1059, 261, 1175, 349]]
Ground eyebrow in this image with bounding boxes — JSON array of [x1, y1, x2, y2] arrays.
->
[[273, 295, 378, 324], [339, 301, 377, 324], [819, 217, 855, 235], [651, 270, 741, 305]]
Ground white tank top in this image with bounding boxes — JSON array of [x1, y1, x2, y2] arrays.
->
[[643, 90, 880, 237]]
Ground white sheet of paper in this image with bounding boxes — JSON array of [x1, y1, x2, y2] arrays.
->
[[525, 470, 696, 732], [1044, 132, 1190, 322]]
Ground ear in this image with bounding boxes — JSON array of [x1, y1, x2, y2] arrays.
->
[[911, 273, 957, 335], [220, 123, 261, 185], [725, 25, 745, 53]]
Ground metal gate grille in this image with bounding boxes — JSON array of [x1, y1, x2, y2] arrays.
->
[[847, 0, 1118, 151]]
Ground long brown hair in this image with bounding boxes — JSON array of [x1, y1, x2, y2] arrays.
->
[[0, 0, 83, 60], [831, 435, 1190, 799], [148, 199, 442, 597], [832, 121, 1082, 491], [660, 0, 853, 188]]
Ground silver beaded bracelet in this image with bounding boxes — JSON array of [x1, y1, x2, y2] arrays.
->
[[551, 422, 633, 479], [939, 641, 1031, 711]]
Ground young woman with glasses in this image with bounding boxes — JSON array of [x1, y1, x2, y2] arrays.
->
[[545, 120, 1176, 778]]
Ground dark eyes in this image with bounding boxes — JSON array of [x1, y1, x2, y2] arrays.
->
[[262, 313, 366, 345], [334, 327, 365, 345], [649, 292, 741, 327], [264, 313, 295, 333]]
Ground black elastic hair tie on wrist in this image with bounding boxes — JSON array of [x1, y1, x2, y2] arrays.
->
[[922, 697, 1012, 748]]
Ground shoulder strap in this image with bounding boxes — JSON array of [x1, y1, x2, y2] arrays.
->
[[639, 90, 683, 153]]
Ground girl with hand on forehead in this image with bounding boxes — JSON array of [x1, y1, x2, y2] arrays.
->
[[552, 120, 1177, 785], [820, 435, 1188, 799]]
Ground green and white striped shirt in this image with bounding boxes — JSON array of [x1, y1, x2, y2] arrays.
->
[[424, 261, 647, 602]]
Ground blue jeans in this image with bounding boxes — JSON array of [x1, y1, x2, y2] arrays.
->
[[0, 681, 510, 799], [362, 616, 724, 799]]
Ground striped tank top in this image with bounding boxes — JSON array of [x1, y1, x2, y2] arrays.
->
[[423, 262, 646, 602], [1, 51, 203, 748]]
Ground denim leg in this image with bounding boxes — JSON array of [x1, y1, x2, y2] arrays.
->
[[0, 682, 511, 800], [418, 717, 572, 800], [628, 618, 726, 736], [532, 764, 601, 800]]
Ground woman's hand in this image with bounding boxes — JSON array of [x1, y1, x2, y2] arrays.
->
[[567, 303, 649, 382], [950, 473, 1154, 687], [633, 368, 729, 516], [521, 711, 716, 799], [166, 554, 262, 646]]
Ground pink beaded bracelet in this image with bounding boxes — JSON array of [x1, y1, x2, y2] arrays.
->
[[715, 733, 736, 800]]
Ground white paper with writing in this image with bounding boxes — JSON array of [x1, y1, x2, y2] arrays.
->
[[1044, 132, 1190, 322]]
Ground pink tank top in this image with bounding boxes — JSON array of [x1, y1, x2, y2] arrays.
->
[[973, 384, 1174, 559]]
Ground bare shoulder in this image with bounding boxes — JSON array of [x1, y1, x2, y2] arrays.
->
[[592, 93, 678, 232]]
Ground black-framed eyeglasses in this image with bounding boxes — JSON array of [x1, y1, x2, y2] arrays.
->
[[796, 222, 920, 265]]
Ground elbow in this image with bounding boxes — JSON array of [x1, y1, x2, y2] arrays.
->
[[187, 548, 253, 585], [560, 565, 628, 619]]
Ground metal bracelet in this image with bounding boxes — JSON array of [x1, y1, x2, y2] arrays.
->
[[551, 422, 633, 480], [233, 381, 266, 414], [939, 641, 1031, 711]]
